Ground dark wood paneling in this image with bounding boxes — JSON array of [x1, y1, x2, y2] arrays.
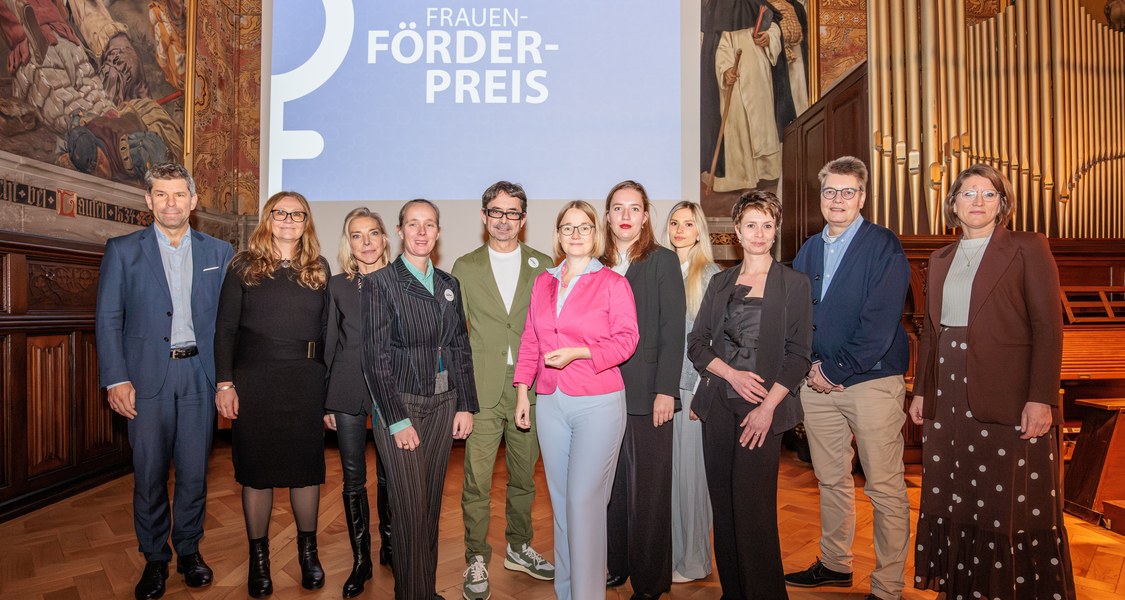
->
[[780, 61, 869, 262], [26, 262, 99, 313], [0, 232, 130, 522], [25, 335, 72, 478]]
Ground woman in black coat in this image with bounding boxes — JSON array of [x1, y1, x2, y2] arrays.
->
[[323, 207, 392, 597], [687, 190, 812, 599]]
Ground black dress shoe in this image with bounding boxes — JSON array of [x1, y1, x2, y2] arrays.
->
[[606, 573, 628, 588], [134, 560, 168, 600], [784, 558, 852, 588], [176, 552, 213, 587], [630, 594, 662, 600]]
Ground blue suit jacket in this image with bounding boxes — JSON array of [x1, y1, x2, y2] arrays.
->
[[95, 225, 234, 397], [791, 220, 910, 387]]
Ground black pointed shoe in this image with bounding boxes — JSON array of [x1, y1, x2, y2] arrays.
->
[[247, 537, 273, 598], [297, 530, 325, 589], [175, 552, 213, 587], [134, 560, 168, 600]]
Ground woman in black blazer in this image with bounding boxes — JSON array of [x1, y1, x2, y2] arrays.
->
[[360, 199, 478, 600], [323, 208, 392, 597], [687, 190, 812, 599], [600, 180, 687, 597]]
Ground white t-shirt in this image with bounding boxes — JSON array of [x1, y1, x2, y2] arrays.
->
[[489, 245, 522, 364]]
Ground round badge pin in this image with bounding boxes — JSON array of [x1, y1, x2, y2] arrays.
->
[[444, 289, 455, 301], [528, 257, 539, 268]]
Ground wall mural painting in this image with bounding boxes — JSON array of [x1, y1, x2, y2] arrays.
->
[[0, 0, 189, 186], [701, 0, 811, 218]]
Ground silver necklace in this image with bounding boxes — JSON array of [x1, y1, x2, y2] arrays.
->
[[280, 259, 292, 268], [959, 241, 985, 267]]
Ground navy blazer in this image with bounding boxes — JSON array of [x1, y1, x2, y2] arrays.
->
[[688, 261, 812, 433], [619, 246, 687, 415], [95, 225, 234, 396], [791, 220, 910, 387], [361, 257, 479, 427]]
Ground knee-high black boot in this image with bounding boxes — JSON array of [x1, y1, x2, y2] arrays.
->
[[375, 451, 393, 572], [247, 537, 273, 598], [297, 531, 325, 589], [342, 491, 373, 597]]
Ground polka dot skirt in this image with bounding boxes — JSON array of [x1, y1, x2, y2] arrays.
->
[[913, 327, 1076, 599]]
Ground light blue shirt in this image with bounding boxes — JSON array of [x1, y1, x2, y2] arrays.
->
[[402, 257, 435, 294], [819, 215, 864, 300], [155, 227, 195, 348], [548, 258, 604, 315]]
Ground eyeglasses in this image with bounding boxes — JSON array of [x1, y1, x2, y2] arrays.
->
[[821, 187, 862, 201], [957, 189, 1002, 202], [270, 209, 308, 222], [558, 224, 595, 236], [484, 208, 525, 220]]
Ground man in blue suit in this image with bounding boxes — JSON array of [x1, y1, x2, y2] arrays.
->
[[96, 163, 234, 600]]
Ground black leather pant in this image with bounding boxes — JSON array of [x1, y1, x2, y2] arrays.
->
[[333, 411, 390, 530]]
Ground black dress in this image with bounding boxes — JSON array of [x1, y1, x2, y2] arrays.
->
[[215, 258, 330, 488]]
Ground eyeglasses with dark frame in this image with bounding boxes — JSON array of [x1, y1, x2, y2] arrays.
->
[[558, 224, 595, 237], [820, 187, 862, 201], [484, 208, 526, 220], [270, 209, 308, 222]]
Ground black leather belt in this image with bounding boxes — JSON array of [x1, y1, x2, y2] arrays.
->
[[240, 331, 325, 362], [170, 346, 199, 359]]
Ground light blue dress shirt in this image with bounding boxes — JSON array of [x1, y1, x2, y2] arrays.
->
[[155, 227, 195, 348], [819, 215, 864, 300]]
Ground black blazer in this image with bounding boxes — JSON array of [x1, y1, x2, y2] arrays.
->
[[687, 261, 812, 433], [325, 273, 371, 415], [620, 246, 687, 415], [361, 257, 479, 427]]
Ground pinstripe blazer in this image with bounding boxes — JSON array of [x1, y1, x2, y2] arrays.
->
[[360, 257, 479, 427]]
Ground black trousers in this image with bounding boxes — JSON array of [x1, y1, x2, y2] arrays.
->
[[607, 413, 673, 596], [701, 396, 787, 600], [371, 391, 456, 600]]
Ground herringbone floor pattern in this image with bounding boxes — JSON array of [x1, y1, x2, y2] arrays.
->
[[2, 438, 1123, 599]]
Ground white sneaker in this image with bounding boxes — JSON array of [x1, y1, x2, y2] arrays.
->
[[672, 570, 696, 583], [462, 555, 490, 600], [503, 543, 555, 581]]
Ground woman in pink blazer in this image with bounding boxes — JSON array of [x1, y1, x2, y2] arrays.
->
[[514, 200, 639, 600]]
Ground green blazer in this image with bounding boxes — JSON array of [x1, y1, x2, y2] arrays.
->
[[452, 242, 553, 409]]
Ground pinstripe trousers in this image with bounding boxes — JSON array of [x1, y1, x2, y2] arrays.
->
[[371, 389, 458, 600]]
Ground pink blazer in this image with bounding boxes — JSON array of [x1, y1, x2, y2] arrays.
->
[[513, 262, 639, 396]]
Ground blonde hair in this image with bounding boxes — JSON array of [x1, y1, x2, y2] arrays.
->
[[554, 201, 604, 259], [662, 201, 715, 318], [236, 191, 327, 289], [337, 207, 390, 279]]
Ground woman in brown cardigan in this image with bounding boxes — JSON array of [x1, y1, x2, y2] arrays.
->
[[908, 164, 1076, 599]]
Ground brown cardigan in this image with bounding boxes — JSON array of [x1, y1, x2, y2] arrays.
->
[[914, 226, 1063, 426]]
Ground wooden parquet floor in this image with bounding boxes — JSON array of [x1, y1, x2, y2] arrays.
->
[[2, 437, 1124, 599]]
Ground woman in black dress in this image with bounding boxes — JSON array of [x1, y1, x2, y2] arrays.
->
[[323, 207, 392, 597], [361, 199, 478, 600], [215, 191, 330, 597], [687, 190, 812, 599]]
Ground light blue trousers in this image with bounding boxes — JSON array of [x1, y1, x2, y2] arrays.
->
[[536, 388, 626, 600]]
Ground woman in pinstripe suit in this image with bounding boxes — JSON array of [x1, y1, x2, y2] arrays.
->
[[360, 199, 479, 600]]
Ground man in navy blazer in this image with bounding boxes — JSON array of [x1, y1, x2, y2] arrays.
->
[[785, 157, 911, 600], [96, 163, 234, 600]]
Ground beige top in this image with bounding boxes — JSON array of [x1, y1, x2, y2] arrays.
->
[[940, 235, 992, 326]]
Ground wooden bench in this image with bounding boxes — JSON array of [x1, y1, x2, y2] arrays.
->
[[1063, 398, 1125, 524]]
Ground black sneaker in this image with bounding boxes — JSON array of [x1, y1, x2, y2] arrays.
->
[[784, 558, 852, 588]]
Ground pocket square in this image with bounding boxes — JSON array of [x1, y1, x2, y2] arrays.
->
[[203, 266, 220, 272]]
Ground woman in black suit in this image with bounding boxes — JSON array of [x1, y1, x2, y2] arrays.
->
[[323, 208, 392, 597], [687, 190, 812, 599], [601, 180, 686, 597], [360, 199, 479, 600]]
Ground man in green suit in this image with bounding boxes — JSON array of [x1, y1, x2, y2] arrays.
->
[[454, 181, 555, 600]]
